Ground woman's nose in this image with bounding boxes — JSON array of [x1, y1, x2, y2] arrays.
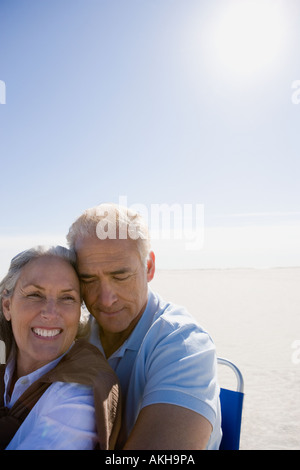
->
[[40, 299, 59, 319]]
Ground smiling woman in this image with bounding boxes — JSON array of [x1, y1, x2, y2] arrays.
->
[[2, 254, 82, 377], [0, 246, 81, 362], [0, 246, 121, 450]]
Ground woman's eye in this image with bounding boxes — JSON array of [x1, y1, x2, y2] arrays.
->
[[61, 296, 76, 302], [27, 292, 43, 299]]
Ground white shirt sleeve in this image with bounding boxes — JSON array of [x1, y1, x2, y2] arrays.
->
[[6, 382, 98, 450]]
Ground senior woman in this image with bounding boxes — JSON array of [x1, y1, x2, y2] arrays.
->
[[0, 246, 121, 450]]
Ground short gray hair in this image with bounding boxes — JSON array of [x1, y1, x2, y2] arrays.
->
[[67, 203, 151, 266], [0, 245, 88, 361]]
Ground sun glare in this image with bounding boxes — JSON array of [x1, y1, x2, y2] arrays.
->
[[208, 0, 288, 83]]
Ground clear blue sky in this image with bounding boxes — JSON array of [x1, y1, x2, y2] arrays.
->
[[1, 0, 300, 271]]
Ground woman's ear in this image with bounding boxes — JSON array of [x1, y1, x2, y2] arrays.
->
[[2, 294, 12, 321]]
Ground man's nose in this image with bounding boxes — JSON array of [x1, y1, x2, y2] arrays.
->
[[97, 281, 118, 308]]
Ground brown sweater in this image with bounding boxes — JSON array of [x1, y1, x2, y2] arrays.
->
[[0, 339, 121, 450]]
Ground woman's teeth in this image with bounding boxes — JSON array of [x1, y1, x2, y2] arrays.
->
[[32, 328, 61, 338]]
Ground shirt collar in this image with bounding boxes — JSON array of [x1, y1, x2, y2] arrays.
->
[[122, 287, 158, 352]]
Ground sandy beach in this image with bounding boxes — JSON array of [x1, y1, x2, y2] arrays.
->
[[151, 267, 300, 450]]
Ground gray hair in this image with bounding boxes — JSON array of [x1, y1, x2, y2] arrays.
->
[[66, 203, 151, 267], [0, 245, 89, 361]]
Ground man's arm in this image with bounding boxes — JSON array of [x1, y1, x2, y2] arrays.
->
[[123, 403, 212, 450]]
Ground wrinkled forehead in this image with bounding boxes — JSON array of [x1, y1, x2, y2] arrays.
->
[[75, 236, 143, 270], [16, 256, 80, 290]]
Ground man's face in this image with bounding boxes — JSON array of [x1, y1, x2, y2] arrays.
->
[[75, 236, 155, 340]]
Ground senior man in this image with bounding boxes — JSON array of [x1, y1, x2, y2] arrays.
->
[[67, 203, 222, 450]]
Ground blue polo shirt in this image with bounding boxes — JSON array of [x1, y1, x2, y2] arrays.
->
[[88, 288, 222, 450]]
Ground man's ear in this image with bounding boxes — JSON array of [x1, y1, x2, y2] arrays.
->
[[2, 294, 12, 321], [146, 251, 155, 282]]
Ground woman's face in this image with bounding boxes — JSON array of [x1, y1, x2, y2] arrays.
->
[[2, 255, 81, 376]]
